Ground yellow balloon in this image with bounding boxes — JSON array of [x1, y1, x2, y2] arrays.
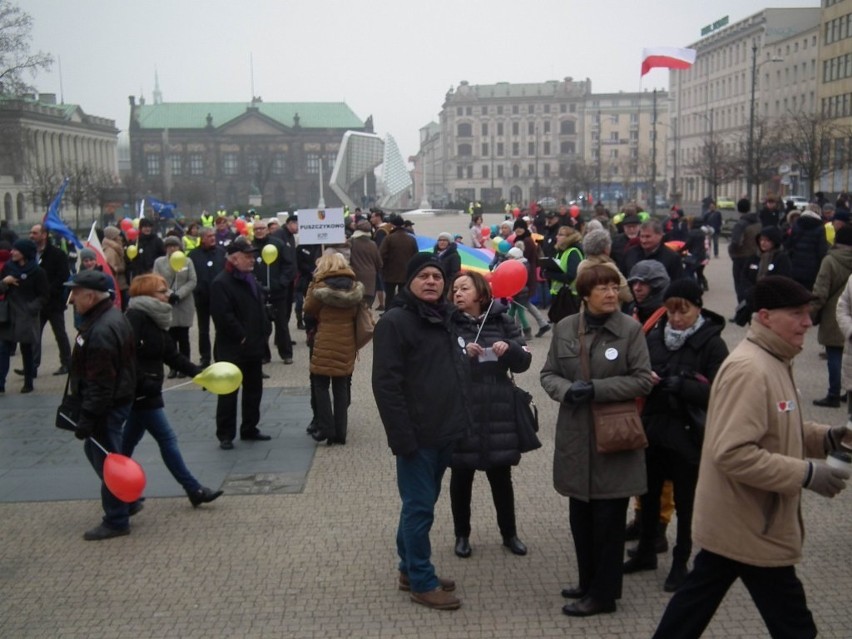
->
[[193, 362, 243, 395], [492, 237, 502, 249], [132, 219, 140, 229], [169, 250, 187, 272], [126, 245, 138, 260], [261, 243, 278, 265]]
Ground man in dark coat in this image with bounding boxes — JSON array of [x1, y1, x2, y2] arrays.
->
[[624, 219, 683, 282], [253, 220, 296, 364], [271, 214, 301, 329], [372, 254, 472, 611], [27, 223, 71, 376], [133, 217, 165, 276], [64, 270, 136, 540], [188, 228, 226, 367], [379, 214, 418, 307], [758, 195, 783, 228], [702, 201, 723, 258], [728, 199, 762, 305], [611, 213, 642, 277], [210, 237, 272, 450]]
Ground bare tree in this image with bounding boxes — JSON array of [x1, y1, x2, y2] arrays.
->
[[64, 164, 102, 232], [0, 0, 53, 96], [565, 159, 597, 202], [782, 112, 852, 196], [28, 164, 60, 210], [685, 135, 742, 201]]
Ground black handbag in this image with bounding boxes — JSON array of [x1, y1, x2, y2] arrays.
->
[[55, 375, 80, 432], [511, 375, 541, 453], [548, 286, 579, 324]]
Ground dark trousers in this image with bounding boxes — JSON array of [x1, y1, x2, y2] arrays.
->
[[168, 326, 190, 362], [384, 281, 404, 307], [271, 295, 293, 360], [638, 447, 698, 562], [83, 402, 132, 531], [450, 466, 516, 538], [732, 257, 749, 303], [313, 374, 349, 443], [0, 340, 34, 388], [215, 358, 263, 442], [194, 297, 212, 364], [569, 496, 629, 602], [826, 344, 843, 398], [34, 308, 71, 371], [652, 550, 816, 639]]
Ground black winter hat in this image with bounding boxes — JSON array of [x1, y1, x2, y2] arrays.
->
[[737, 198, 751, 214], [513, 218, 528, 232], [139, 217, 154, 228], [405, 252, 446, 286], [757, 226, 783, 249], [12, 238, 37, 261], [835, 225, 852, 247], [752, 275, 816, 311], [664, 278, 703, 308]]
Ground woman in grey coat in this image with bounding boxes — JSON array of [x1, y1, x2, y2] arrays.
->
[[541, 264, 653, 617], [154, 237, 197, 377]]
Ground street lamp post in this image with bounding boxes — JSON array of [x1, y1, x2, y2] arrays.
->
[[748, 42, 783, 205]]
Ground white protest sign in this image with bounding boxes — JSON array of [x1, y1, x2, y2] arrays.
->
[[296, 208, 346, 245]]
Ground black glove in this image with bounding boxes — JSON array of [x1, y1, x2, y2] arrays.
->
[[74, 414, 97, 441], [803, 461, 849, 498], [168, 292, 180, 305], [659, 376, 683, 394], [564, 381, 595, 404]]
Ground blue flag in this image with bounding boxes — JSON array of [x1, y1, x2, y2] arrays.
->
[[147, 196, 177, 219], [42, 178, 83, 249]]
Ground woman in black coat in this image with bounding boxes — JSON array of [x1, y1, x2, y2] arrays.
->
[[623, 279, 728, 592], [0, 239, 49, 393], [433, 233, 461, 283], [785, 208, 828, 290], [448, 270, 532, 559], [120, 274, 222, 508]]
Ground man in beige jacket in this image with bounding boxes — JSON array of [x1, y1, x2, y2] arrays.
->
[[653, 275, 851, 639]]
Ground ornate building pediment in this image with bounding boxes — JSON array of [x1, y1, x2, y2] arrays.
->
[[218, 110, 288, 136]]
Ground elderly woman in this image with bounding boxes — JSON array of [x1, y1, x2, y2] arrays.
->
[[541, 264, 653, 617], [448, 271, 532, 559], [622, 279, 728, 592], [154, 236, 197, 378], [0, 239, 49, 393], [577, 229, 632, 305], [121, 273, 222, 509], [433, 233, 461, 283], [304, 252, 364, 445]]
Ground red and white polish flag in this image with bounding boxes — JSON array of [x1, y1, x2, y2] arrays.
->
[[85, 222, 122, 309], [641, 47, 696, 76]]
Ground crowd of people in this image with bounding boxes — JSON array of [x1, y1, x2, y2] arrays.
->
[[2, 198, 852, 635]]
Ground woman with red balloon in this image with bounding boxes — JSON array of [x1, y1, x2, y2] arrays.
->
[[448, 268, 532, 559]]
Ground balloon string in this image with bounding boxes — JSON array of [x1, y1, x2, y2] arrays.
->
[[88, 437, 109, 456], [473, 299, 495, 345], [135, 378, 197, 401]]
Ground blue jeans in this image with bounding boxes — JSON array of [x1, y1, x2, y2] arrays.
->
[[122, 407, 201, 494], [83, 402, 132, 531], [395, 445, 452, 593], [826, 345, 843, 398]]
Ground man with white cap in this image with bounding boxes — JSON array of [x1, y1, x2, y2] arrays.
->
[[652, 275, 851, 638]]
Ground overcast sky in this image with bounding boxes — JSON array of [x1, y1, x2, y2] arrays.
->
[[25, 0, 819, 163]]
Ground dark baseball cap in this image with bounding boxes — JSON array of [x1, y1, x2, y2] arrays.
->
[[226, 237, 259, 255], [63, 270, 114, 293]]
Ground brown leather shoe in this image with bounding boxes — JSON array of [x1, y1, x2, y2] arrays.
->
[[398, 572, 455, 592], [410, 587, 461, 610]]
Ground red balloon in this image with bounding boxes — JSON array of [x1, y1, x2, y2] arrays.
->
[[569, 205, 581, 218], [125, 227, 139, 241], [234, 218, 246, 230], [120, 218, 133, 231], [480, 226, 491, 238], [103, 453, 146, 502], [512, 207, 521, 218], [490, 259, 527, 298]]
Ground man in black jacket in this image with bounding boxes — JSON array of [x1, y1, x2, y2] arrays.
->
[[189, 228, 226, 367], [372, 254, 471, 611], [253, 220, 296, 364], [624, 219, 683, 282], [28, 223, 71, 376], [64, 270, 136, 540], [133, 218, 165, 276], [210, 237, 272, 450]]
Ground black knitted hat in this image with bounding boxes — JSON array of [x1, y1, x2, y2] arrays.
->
[[752, 275, 816, 311], [405, 252, 446, 286], [664, 278, 703, 307]]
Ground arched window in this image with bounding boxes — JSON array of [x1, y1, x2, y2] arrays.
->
[[560, 120, 576, 135], [16, 193, 25, 221], [4, 193, 12, 222], [457, 123, 472, 137]]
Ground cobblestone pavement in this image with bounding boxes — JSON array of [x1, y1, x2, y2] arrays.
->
[[1, 214, 850, 638]]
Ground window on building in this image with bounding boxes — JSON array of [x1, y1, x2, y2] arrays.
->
[[528, 104, 535, 114], [512, 142, 519, 156], [543, 163, 550, 177], [630, 113, 639, 124], [170, 155, 181, 175], [560, 141, 575, 155], [570, 104, 576, 113], [458, 143, 472, 156], [609, 149, 618, 159], [512, 122, 519, 135], [560, 120, 576, 135], [456, 107, 463, 116], [466, 165, 473, 178], [481, 106, 488, 115], [560, 104, 567, 113], [458, 123, 472, 137], [457, 166, 464, 179], [189, 153, 204, 175], [528, 142, 535, 155], [272, 153, 286, 175], [528, 121, 535, 135], [305, 153, 320, 174], [482, 165, 489, 179], [512, 164, 520, 178], [497, 105, 504, 115], [223, 153, 239, 175], [465, 107, 472, 115], [610, 132, 619, 142], [512, 104, 519, 115], [528, 163, 535, 176], [146, 154, 161, 176], [543, 141, 551, 155], [543, 121, 551, 134], [497, 122, 504, 135], [481, 122, 489, 136], [497, 165, 504, 178], [497, 142, 504, 156], [482, 143, 489, 156]]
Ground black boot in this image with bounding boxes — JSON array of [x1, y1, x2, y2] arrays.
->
[[623, 546, 657, 573], [625, 515, 640, 541], [663, 559, 689, 592], [454, 536, 471, 558]]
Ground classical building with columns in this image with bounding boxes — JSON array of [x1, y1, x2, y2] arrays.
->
[[0, 93, 118, 225]]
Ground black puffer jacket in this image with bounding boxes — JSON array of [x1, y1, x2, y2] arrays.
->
[[785, 214, 828, 290], [642, 309, 729, 465], [126, 305, 201, 411], [372, 288, 472, 456], [189, 243, 226, 304], [69, 299, 136, 425], [449, 305, 532, 470]]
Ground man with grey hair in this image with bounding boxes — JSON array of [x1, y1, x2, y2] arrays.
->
[[64, 270, 136, 540], [624, 219, 683, 282], [189, 227, 226, 367]]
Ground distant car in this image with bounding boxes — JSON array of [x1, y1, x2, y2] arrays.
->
[[785, 195, 809, 211], [716, 197, 735, 210], [537, 197, 558, 208]]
